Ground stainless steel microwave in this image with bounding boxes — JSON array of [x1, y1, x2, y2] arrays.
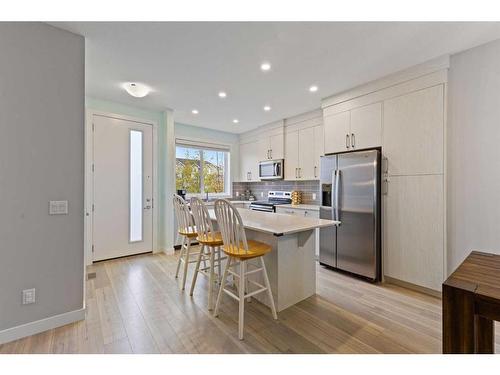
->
[[259, 159, 284, 180]]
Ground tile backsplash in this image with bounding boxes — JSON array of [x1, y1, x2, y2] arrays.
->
[[233, 180, 320, 204]]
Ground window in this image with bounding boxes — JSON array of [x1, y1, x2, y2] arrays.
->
[[175, 141, 230, 196], [129, 130, 143, 242]]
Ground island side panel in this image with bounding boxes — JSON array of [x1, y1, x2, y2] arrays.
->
[[245, 229, 316, 312], [276, 230, 316, 311]]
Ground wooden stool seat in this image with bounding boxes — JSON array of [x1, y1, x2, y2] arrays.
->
[[179, 226, 198, 238], [197, 232, 224, 246], [222, 240, 271, 259]]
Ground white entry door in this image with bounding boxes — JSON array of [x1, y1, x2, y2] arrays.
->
[[92, 115, 153, 261]]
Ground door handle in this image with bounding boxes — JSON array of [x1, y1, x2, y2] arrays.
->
[[269, 149, 272, 159], [334, 170, 341, 223], [267, 150, 270, 159], [299, 168, 302, 178], [346, 134, 350, 149], [351, 133, 355, 148], [314, 166, 317, 178], [143, 205, 151, 210]]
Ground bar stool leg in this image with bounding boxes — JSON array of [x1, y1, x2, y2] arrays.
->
[[260, 256, 277, 320], [238, 260, 246, 340], [208, 247, 216, 310], [214, 256, 232, 317], [175, 236, 186, 279], [181, 237, 192, 290], [217, 246, 222, 283], [189, 244, 205, 296]]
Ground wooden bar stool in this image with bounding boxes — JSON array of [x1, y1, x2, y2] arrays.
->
[[213, 199, 277, 340], [173, 194, 203, 291], [189, 197, 226, 310]]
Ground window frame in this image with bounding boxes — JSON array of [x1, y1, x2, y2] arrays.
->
[[175, 139, 231, 199]]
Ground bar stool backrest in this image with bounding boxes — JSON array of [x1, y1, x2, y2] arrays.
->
[[190, 197, 215, 238], [173, 194, 192, 233], [214, 199, 248, 255]]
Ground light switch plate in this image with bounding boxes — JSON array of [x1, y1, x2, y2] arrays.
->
[[49, 200, 68, 215], [22, 288, 36, 305], [312, 193, 317, 200]]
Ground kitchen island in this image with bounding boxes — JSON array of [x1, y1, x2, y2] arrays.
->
[[208, 208, 339, 312]]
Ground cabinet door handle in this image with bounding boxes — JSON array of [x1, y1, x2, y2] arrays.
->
[[351, 133, 355, 148], [346, 134, 350, 149], [382, 156, 389, 174], [382, 178, 389, 195], [314, 166, 317, 178], [299, 168, 302, 178], [270, 149, 272, 159]]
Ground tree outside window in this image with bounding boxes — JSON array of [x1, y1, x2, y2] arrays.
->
[[175, 145, 229, 195]]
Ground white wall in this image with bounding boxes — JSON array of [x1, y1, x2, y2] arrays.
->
[[447, 38, 500, 272], [0, 23, 84, 335]]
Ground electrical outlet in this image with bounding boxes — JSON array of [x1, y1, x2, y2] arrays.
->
[[235, 192, 239, 197], [22, 288, 36, 305], [261, 192, 264, 197], [312, 193, 317, 200]]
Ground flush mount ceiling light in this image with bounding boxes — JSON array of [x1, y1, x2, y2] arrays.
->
[[232, 119, 239, 124], [309, 85, 319, 93], [263, 105, 271, 112], [260, 62, 271, 71], [218, 91, 227, 98], [123, 82, 150, 98], [191, 109, 199, 115]]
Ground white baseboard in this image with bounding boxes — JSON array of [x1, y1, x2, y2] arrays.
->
[[162, 247, 175, 255], [0, 308, 86, 345]]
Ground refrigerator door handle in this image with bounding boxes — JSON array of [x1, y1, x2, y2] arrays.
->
[[335, 170, 341, 223]]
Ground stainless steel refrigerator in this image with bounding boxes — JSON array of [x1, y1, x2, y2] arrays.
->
[[319, 149, 381, 281]]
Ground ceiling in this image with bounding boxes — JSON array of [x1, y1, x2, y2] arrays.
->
[[52, 22, 500, 134]]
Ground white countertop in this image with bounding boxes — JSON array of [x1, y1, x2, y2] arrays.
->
[[278, 204, 320, 211], [208, 207, 338, 236]]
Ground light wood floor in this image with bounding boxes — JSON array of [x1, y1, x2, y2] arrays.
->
[[1, 250, 499, 354]]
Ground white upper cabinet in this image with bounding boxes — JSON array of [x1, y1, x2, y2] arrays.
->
[[323, 103, 382, 154], [284, 130, 299, 180], [298, 126, 315, 180], [324, 111, 350, 154], [257, 137, 270, 162], [313, 125, 324, 179], [350, 102, 382, 151], [284, 124, 323, 181], [269, 133, 284, 160], [383, 84, 444, 176], [239, 120, 284, 181], [239, 140, 259, 182]]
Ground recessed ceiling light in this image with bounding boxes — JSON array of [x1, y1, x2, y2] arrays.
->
[[191, 109, 199, 115], [263, 105, 271, 112], [232, 119, 239, 124], [309, 85, 319, 93], [218, 91, 227, 98], [260, 62, 271, 71], [123, 82, 151, 98]]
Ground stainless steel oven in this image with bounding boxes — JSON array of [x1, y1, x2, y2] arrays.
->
[[258, 159, 284, 180]]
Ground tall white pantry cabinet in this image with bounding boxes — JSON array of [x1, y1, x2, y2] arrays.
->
[[321, 57, 448, 292]]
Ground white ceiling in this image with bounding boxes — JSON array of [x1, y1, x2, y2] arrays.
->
[[53, 22, 500, 134]]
